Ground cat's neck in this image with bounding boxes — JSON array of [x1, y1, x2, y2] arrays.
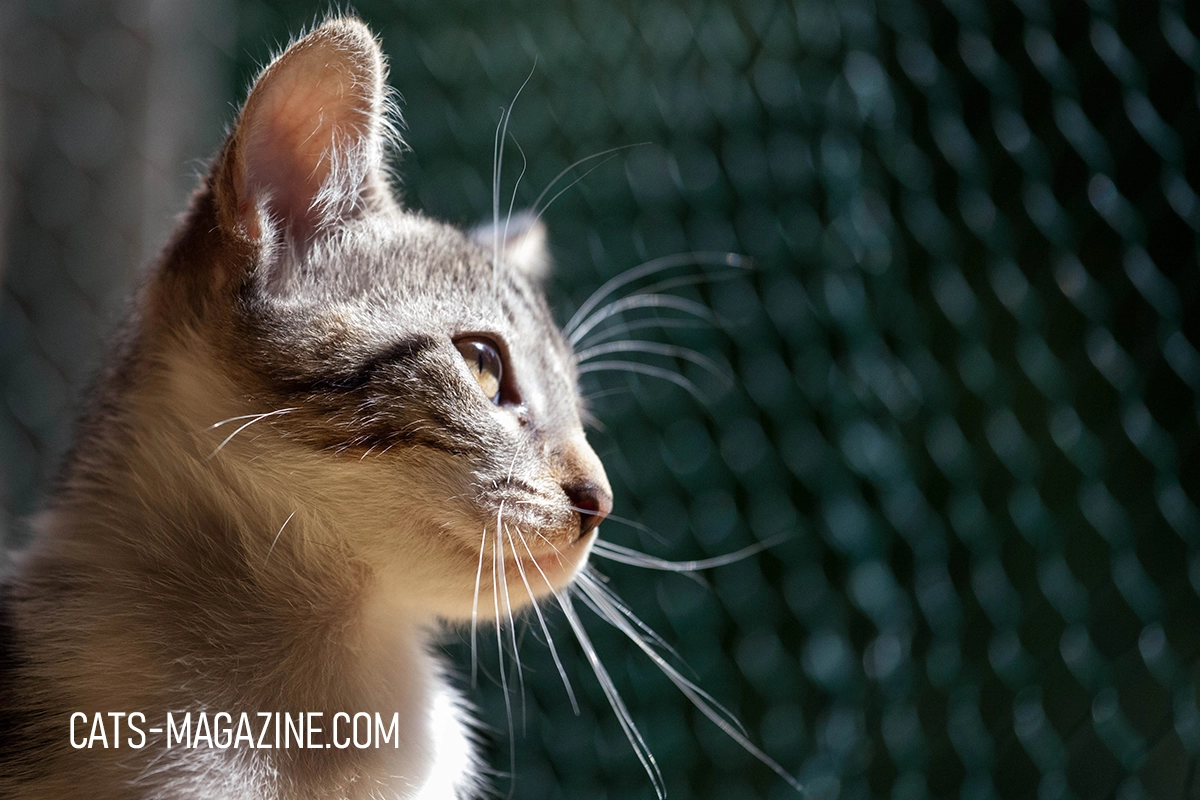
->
[[27, 464, 425, 710], [19, 486, 471, 800], [11, 348, 476, 798]]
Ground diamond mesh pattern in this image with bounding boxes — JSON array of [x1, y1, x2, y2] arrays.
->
[[3, 1, 1199, 797]]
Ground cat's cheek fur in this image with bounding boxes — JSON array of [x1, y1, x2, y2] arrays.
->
[[158, 337, 589, 619]]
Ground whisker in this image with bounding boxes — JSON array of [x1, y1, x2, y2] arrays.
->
[[635, 269, 747, 297], [581, 386, 634, 402], [506, 141, 648, 262], [557, 590, 666, 800], [576, 317, 712, 350], [207, 408, 297, 459], [511, 143, 650, 257], [501, 134, 529, 269], [566, 507, 667, 546], [374, 441, 400, 458], [515, 618, 532, 652], [500, 60, 536, 267], [530, 529, 562, 553], [565, 251, 749, 338], [262, 510, 297, 566], [498, 525, 526, 733], [591, 533, 791, 572], [574, 340, 732, 386], [575, 573, 803, 794], [509, 526, 580, 714], [569, 294, 718, 346], [576, 360, 706, 403], [471, 525, 487, 687], [528, 144, 647, 221], [523, 153, 619, 232], [580, 406, 606, 432], [576, 569, 683, 666], [492, 106, 503, 284], [207, 409, 293, 429], [490, 516, 517, 798]]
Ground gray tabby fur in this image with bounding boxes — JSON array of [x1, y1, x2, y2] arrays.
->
[[0, 17, 609, 799]]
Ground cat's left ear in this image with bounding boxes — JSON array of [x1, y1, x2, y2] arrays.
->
[[470, 211, 551, 280], [212, 18, 392, 248]]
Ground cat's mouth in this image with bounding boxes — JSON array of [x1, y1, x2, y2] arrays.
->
[[476, 484, 580, 542], [498, 530, 595, 602], [481, 517, 594, 569], [458, 473, 607, 602], [451, 490, 596, 603]]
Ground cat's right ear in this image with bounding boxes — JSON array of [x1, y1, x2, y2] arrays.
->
[[210, 18, 392, 255]]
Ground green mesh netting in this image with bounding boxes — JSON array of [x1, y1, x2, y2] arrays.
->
[[5, 0, 1200, 798]]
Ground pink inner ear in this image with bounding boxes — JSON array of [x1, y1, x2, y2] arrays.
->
[[234, 31, 380, 243]]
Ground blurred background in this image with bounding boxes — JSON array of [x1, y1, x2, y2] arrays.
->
[[3, 0, 1200, 798]]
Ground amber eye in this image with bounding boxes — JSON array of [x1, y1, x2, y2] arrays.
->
[[455, 337, 503, 404]]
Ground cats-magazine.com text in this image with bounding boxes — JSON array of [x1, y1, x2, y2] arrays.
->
[[69, 711, 402, 749]]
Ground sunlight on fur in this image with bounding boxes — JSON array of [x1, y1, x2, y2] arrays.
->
[[0, 15, 799, 800]]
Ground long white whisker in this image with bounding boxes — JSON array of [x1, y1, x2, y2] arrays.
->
[[207, 409, 293, 429], [501, 135, 529, 268], [575, 574, 803, 794], [491, 513, 516, 797], [576, 569, 682, 666], [500, 61, 536, 266], [564, 506, 668, 546], [492, 105, 504, 285], [635, 269, 746, 297], [581, 386, 634, 403], [491, 63, 537, 288], [207, 408, 297, 459], [576, 317, 711, 349], [573, 581, 738, 725], [557, 590, 665, 800], [471, 525, 487, 687], [508, 143, 653, 259], [569, 294, 718, 346], [508, 526, 580, 714], [526, 152, 618, 223], [565, 252, 748, 337], [574, 340, 731, 386], [576, 360, 706, 403], [499, 525, 526, 732], [591, 534, 791, 572], [528, 144, 647, 219]]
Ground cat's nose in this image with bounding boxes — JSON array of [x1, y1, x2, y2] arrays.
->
[[563, 482, 612, 538]]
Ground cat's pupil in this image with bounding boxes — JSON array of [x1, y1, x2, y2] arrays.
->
[[455, 337, 503, 404]]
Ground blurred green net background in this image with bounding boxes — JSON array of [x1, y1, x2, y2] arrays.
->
[[3, 0, 1200, 797]]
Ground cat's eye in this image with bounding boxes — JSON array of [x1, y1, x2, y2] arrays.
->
[[455, 337, 503, 404]]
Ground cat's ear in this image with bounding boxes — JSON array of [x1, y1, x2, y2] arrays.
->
[[471, 211, 551, 280], [212, 18, 392, 247]]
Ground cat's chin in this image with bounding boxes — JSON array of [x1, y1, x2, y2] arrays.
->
[[503, 530, 595, 591], [418, 527, 597, 622]]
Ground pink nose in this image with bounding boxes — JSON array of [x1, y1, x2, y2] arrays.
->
[[563, 482, 612, 538]]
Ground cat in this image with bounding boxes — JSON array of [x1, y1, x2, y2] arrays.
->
[[0, 17, 614, 799]]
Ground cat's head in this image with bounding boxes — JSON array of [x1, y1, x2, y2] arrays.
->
[[138, 18, 610, 618]]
